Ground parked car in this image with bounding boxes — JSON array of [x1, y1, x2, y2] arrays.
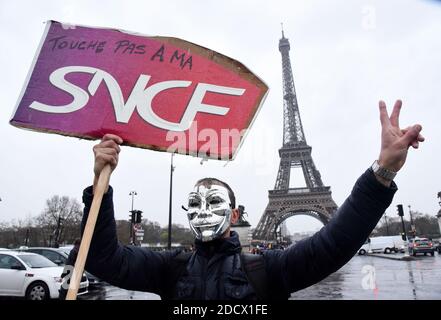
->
[[21, 247, 68, 266], [20, 247, 100, 287], [408, 237, 435, 256], [0, 251, 88, 300]]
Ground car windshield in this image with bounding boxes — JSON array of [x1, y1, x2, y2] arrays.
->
[[18, 254, 57, 268]]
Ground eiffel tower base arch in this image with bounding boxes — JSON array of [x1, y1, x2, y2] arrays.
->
[[253, 190, 337, 241]]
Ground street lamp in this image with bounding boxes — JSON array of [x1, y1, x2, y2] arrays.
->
[[384, 212, 390, 236], [24, 228, 30, 247], [54, 215, 64, 248], [168, 153, 175, 250], [397, 204, 409, 257], [129, 191, 137, 212], [408, 205, 416, 237], [129, 191, 137, 245]]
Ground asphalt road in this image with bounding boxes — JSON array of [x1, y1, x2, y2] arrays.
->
[[289, 252, 441, 300]]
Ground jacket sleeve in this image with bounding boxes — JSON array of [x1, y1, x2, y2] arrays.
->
[[80, 186, 173, 295], [263, 168, 397, 295]]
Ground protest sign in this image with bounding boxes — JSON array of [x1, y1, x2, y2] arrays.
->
[[10, 20, 268, 160]]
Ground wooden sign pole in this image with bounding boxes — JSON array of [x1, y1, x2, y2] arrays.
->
[[66, 164, 111, 300]]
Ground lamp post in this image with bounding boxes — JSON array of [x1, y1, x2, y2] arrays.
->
[[168, 153, 175, 250], [130, 191, 137, 212], [53, 215, 64, 248], [408, 205, 416, 237], [397, 204, 409, 256], [24, 228, 30, 247], [384, 212, 390, 236], [437, 192, 441, 235], [129, 191, 137, 245], [132, 210, 143, 246]]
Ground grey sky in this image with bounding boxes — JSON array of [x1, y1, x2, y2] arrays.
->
[[0, 0, 440, 234]]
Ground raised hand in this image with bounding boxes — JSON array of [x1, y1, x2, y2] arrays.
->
[[92, 134, 123, 192], [378, 100, 424, 174]]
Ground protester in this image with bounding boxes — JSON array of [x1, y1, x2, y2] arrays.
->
[[80, 100, 424, 299]]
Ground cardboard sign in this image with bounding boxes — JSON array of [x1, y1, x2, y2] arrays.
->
[[10, 21, 268, 160]]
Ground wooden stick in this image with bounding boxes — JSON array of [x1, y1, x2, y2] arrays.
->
[[66, 164, 112, 300]]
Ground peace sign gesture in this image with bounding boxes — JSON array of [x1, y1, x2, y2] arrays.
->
[[378, 100, 424, 174]]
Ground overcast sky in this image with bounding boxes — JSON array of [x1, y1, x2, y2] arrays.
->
[[0, 0, 440, 234]]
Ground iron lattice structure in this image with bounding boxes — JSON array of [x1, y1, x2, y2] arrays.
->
[[253, 31, 338, 241]]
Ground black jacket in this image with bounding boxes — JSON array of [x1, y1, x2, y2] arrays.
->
[[81, 168, 396, 299], [173, 231, 259, 299]]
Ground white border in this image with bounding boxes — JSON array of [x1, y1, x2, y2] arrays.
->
[[10, 21, 52, 122]]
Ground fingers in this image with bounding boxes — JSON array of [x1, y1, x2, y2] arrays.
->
[[411, 141, 419, 149], [96, 153, 118, 167], [96, 147, 118, 157], [401, 124, 423, 147], [389, 100, 402, 127], [93, 134, 122, 169], [93, 148, 118, 169], [97, 140, 121, 153], [93, 143, 120, 156], [379, 100, 390, 127], [102, 133, 123, 145], [402, 127, 425, 142]]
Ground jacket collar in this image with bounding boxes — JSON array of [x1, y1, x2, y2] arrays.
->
[[194, 230, 242, 258]]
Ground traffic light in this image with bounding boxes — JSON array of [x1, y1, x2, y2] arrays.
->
[[397, 204, 404, 217], [135, 210, 143, 224], [130, 210, 143, 224]]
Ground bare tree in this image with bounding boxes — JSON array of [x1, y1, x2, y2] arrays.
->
[[35, 195, 82, 247], [374, 212, 440, 238]]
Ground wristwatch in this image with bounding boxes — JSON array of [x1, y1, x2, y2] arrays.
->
[[371, 160, 397, 181]]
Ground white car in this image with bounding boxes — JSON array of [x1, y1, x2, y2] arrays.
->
[[0, 251, 88, 300]]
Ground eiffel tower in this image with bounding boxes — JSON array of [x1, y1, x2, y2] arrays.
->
[[253, 29, 338, 241]]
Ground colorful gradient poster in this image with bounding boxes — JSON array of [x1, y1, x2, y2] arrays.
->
[[10, 21, 268, 160]]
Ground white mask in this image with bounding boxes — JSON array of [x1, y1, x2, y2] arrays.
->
[[186, 184, 232, 242]]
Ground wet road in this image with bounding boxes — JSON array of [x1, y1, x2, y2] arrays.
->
[[81, 253, 441, 300], [290, 253, 441, 300]]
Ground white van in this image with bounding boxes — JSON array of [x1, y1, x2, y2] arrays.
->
[[358, 236, 405, 255]]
